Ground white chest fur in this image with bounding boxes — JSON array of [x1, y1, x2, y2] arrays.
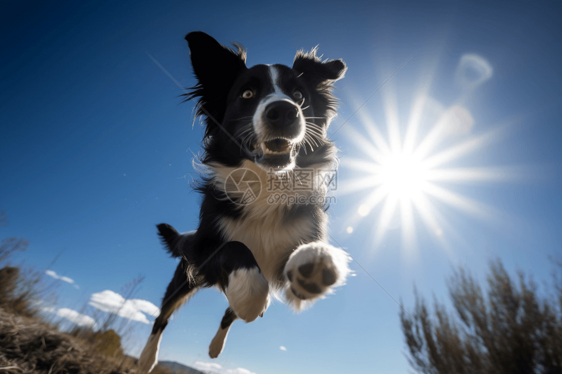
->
[[210, 160, 326, 283], [219, 209, 317, 284]]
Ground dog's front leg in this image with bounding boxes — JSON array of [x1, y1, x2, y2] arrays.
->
[[283, 241, 350, 309]]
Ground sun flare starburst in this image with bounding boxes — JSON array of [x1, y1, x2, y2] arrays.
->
[[338, 90, 508, 252]]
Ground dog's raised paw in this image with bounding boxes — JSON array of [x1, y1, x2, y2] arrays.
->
[[284, 242, 350, 305]]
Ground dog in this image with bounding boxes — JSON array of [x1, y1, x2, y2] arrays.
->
[[139, 31, 349, 373]]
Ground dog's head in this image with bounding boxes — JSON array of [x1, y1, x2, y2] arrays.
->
[[185, 32, 346, 171]]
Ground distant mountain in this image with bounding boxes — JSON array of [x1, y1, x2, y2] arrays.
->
[[157, 360, 206, 374]]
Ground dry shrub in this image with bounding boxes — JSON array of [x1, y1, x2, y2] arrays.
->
[[0, 235, 47, 317], [401, 259, 562, 374], [0, 265, 42, 317], [0, 266, 19, 304], [93, 330, 125, 358]]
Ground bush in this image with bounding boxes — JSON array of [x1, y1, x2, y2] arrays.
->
[[0, 266, 19, 304], [94, 329, 125, 358], [0, 232, 43, 317], [0, 265, 42, 317], [401, 259, 562, 374]]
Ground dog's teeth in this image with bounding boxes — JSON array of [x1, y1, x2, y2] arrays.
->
[[260, 139, 292, 155]]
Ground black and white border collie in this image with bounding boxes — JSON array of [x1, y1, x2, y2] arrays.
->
[[139, 32, 349, 373]]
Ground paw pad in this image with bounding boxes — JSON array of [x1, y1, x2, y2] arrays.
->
[[298, 263, 314, 278], [283, 242, 350, 305], [290, 287, 307, 300], [297, 278, 322, 294], [322, 268, 337, 286], [286, 270, 294, 282], [286, 259, 339, 301]]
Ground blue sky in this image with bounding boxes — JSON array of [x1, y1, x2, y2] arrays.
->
[[1, 1, 561, 373]]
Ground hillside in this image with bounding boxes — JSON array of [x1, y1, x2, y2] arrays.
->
[[158, 361, 205, 374], [0, 307, 202, 374]]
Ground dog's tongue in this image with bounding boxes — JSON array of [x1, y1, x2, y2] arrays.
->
[[264, 139, 290, 153]]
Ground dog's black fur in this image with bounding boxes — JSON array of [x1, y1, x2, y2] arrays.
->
[[139, 32, 349, 373]]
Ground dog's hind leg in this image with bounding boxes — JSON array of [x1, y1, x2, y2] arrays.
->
[[139, 261, 199, 374], [211, 241, 270, 323], [208, 307, 238, 358]]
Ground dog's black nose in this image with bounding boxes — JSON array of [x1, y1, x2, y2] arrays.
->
[[265, 101, 298, 128]]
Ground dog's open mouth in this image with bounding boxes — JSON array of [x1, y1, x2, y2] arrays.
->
[[253, 137, 297, 169], [261, 138, 292, 155]]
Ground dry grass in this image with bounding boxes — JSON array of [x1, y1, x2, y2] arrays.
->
[[0, 307, 178, 374], [0, 307, 127, 374]]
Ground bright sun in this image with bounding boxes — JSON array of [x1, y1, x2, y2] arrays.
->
[[378, 151, 428, 201], [338, 92, 506, 249]]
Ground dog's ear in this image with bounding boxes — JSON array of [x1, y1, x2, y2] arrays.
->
[[185, 32, 247, 87], [184, 32, 247, 128], [293, 48, 346, 127], [292, 48, 347, 88]]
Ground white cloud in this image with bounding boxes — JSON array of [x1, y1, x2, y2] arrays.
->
[[192, 361, 257, 374], [56, 308, 97, 328], [88, 290, 160, 324], [45, 270, 75, 284], [43, 307, 96, 328], [455, 53, 493, 89], [193, 362, 223, 372], [279, 346, 287, 351], [41, 306, 57, 313]]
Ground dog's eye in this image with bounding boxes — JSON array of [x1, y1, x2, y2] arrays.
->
[[293, 91, 303, 100], [241, 90, 254, 99]]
